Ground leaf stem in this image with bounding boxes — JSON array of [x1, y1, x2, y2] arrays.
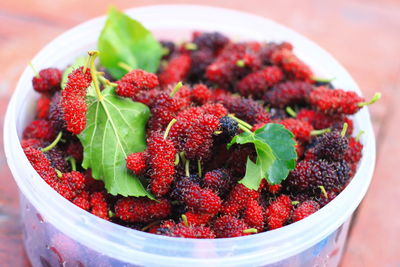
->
[[228, 114, 252, 129], [118, 62, 133, 72], [243, 228, 258, 234], [164, 119, 177, 140], [341, 123, 348, 137], [185, 159, 190, 177], [238, 124, 253, 134], [181, 214, 189, 227], [197, 160, 202, 177], [310, 128, 331, 136], [285, 106, 297, 117], [88, 51, 103, 101], [357, 92, 381, 107], [68, 157, 77, 171], [29, 62, 40, 78], [41, 132, 62, 152], [355, 130, 365, 141], [98, 75, 117, 87], [169, 82, 183, 97]]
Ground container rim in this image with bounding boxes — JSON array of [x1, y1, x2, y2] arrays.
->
[[4, 4, 376, 265]]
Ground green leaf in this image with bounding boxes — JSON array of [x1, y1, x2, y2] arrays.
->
[[98, 7, 163, 79], [61, 56, 96, 97], [78, 86, 152, 197], [228, 123, 297, 189]]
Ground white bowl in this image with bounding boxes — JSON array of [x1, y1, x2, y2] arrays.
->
[[4, 5, 375, 267]]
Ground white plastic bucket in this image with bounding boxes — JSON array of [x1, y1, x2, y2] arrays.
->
[[4, 5, 376, 267]]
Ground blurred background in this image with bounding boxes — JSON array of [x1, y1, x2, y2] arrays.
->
[[0, 0, 398, 266]]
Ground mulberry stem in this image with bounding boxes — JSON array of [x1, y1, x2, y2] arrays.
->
[[310, 128, 331, 136], [197, 160, 202, 177], [184, 43, 197, 51], [41, 132, 62, 152], [174, 154, 180, 165], [357, 92, 381, 107], [185, 159, 190, 177], [181, 214, 189, 227], [238, 124, 253, 134], [243, 228, 258, 234], [169, 82, 183, 97], [318, 185, 328, 198], [285, 106, 297, 117], [236, 59, 245, 67], [141, 220, 161, 231], [88, 51, 103, 101], [164, 119, 177, 140], [228, 114, 252, 129], [29, 62, 40, 78], [118, 62, 133, 72], [55, 169, 63, 178], [311, 76, 335, 83], [355, 130, 365, 141], [341, 123, 348, 137], [291, 201, 300, 205], [68, 157, 77, 171]]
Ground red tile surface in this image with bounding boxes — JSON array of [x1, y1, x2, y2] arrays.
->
[[0, 0, 399, 266]]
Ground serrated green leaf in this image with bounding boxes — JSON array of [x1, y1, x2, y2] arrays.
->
[[98, 7, 163, 79], [61, 56, 96, 97], [229, 123, 297, 189], [78, 86, 152, 198]]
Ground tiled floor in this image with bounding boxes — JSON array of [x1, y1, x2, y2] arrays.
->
[[0, 0, 399, 266]]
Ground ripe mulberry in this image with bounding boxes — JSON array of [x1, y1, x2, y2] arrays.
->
[[265, 195, 292, 230], [313, 131, 349, 161], [61, 67, 92, 134], [264, 81, 313, 108], [236, 66, 283, 98], [126, 152, 147, 175], [32, 68, 62, 93], [309, 87, 365, 115], [214, 215, 254, 238], [271, 48, 313, 81], [292, 201, 320, 222], [115, 197, 171, 223], [23, 119, 56, 142], [158, 54, 191, 86], [146, 132, 176, 197], [90, 191, 109, 220], [36, 94, 51, 119], [116, 69, 159, 98]]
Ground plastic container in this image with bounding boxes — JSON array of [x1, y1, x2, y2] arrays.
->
[[4, 5, 376, 267]]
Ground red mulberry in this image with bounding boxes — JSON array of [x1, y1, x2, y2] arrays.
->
[[90, 191, 109, 220], [214, 215, 254, 238], [243, 199, 264, 231], [32, 68, 62, 93], [36, 94, 51, 119], [190, 84, 212, 105], [146, 132, 176, 197], [72, 191, 90, 211], [236, 66, 283, 98], [265, 195, 292, 230], [264, 81, 313, 108], [158, 54, 191, 86], [23, 119, 56, 142], [292, 201, 320, 222], [116, 69, 159, 98], [126, 152, 146, 175], [61, 67, 92, 134], [271, 48, 313, 81], [309, 87, 368, 115], [115, 197, 171, 223]]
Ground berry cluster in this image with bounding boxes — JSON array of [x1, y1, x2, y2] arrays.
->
[[22, 31, 376, 239]]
